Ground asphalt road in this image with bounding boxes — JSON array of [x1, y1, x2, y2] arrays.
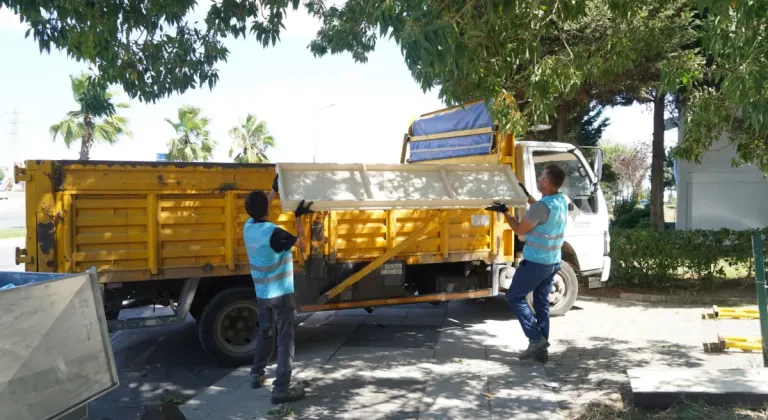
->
[[0, 191, 25, 230]]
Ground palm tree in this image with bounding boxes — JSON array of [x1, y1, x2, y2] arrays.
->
[[49, 74, 131, 160], [228, 114, 275, 163], [165, 106, 216, 162]]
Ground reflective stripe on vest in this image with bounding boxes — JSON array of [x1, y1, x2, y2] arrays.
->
[[522, 193, 568, 265], [244, 220, 294, 296]]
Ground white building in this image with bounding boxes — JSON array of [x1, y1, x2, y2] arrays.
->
[[675, 123, 768, 230]]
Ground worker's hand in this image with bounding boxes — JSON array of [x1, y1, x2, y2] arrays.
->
[[518, 183, 531, 198], [294, 199, 315, 217], [485, 201, 509, 214], [272, 174, 279, 194], [295, 236, 306, 250]]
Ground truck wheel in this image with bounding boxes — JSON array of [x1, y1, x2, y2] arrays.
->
[[526, 261, 578, 317], [197, 287, 260, 367]]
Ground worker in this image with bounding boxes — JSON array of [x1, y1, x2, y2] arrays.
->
[[244, 174, 314, 404], [486, 164, 568, 362]]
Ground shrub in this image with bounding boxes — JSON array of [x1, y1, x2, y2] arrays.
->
[[612, 197, 639, 220], [609, 227, 768, 287], [613, 207, 651, 229]]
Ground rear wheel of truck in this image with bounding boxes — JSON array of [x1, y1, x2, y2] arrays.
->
[[198, 287, 260, 367], [526, 261, 578, 317]]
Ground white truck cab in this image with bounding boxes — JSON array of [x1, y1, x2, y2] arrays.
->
[[499, 141, 611, 315], [405, 101, 612, 316]]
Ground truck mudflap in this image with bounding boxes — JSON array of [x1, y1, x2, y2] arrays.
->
[[601, 256, 611, 282]]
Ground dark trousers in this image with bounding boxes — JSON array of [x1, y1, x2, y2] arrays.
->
[[250, 293, 296, 393], [506, 260, 559, 341]]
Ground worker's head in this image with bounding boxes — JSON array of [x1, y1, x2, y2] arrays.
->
[[245, 190, 270, 221], [537, 164, 566, 195]]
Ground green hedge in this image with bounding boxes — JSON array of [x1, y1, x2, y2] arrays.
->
[[610, 228, 768, 287]]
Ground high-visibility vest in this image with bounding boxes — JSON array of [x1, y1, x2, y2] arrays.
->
[[522, 193, 568, 265], [244, 220, 294, 299]]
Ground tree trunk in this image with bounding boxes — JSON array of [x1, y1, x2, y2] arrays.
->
[[555, 103, 571, 143], [79, 115, 94, 161], [650, 93, 666, 231]]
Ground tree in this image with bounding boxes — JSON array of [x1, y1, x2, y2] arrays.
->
[[663, 149, 676, 190], [603, 143, 651, 201], [6, 0, 768, 178], [49, 73, 131, 160], [228, 114, 275, 164], [165, 106, 216, 162], [570, 103, 610, 148]]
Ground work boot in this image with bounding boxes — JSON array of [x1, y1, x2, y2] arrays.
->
[[271, 386, 306, 405], [519, 338, 550, 361], [250, 374, 265, 389], [535, 349, 549, 364]]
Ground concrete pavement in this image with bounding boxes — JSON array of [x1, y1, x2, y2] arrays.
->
[[182, 300, 562, 420], [182, 297, 763, 419]]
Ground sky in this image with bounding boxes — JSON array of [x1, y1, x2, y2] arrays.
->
[[0, 6, 676, 169]]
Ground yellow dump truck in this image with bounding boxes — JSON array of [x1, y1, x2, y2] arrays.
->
[[16, 101, 610, 366]]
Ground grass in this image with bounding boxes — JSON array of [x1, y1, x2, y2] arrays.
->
[[267, 404, 296, 419], [575, 400, 768, 420], [0, 228, 25, 239]]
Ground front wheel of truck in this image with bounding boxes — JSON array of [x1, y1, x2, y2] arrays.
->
[[198, 287, 260, 367], [525, 261, 578, 317]]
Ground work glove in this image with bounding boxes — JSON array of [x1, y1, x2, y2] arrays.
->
[[485, 201, 509, 214], [272, 174, 279, 193], [518, 182, 531, 198], [294, 199, 315, 217]]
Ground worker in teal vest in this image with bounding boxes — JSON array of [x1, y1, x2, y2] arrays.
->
[[245, 174, 314, 404], [486, 164, 568, 362]]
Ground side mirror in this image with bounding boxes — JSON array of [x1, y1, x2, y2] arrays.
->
[[593, 148, 604, 182]]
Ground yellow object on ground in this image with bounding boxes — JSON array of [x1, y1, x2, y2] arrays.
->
[[701, 305, 760, 320], [703, 334, 763, 353]]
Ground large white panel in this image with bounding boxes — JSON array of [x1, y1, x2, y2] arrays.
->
[[276, 163, 528, 211]]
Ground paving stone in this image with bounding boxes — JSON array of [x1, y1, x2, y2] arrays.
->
[[335, 308, 373, 316], [406, 308, 446, 317], [326, 315, 367, 326], [183, 297, 766, 419], [402, 315, 444, 327], [363, 315, 405, 326], [343, 325, 441, 349], [370, 306, 411, 316]]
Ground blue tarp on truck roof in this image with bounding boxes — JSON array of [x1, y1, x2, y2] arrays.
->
[[409, 101, 494, 162]]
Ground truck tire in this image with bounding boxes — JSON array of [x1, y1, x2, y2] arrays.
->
[[197, 287, 260, 367], [526, 261, 578, 317]]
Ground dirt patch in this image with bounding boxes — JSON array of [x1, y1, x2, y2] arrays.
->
[[583, 279, 758, 302]]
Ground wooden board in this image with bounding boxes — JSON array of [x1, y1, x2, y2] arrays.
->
[[629, 368, 768, 409], [0, 271, 118, 420], [276, 163, 528, 211]]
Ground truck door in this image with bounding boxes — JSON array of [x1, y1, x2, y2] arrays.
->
[[522, 147, 605, 272]]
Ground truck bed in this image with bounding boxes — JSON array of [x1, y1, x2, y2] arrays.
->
[[17, 160, 517, 284]]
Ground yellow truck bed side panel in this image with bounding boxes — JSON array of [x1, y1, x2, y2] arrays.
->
[[24, 161, 507, 284]]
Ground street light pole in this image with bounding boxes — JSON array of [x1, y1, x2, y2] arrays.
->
[[313, 103, 336, 163]]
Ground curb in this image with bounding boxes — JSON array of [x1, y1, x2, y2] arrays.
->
[[619, 292, 756, 305]]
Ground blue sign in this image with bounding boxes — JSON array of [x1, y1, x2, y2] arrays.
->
[[156, 153, 168, 162]]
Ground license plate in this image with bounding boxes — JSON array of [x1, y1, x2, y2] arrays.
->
[[588, 277, 604, 289], [381, 262, 403, 276]]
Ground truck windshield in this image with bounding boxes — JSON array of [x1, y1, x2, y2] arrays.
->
[[533, 151, 593, 198]]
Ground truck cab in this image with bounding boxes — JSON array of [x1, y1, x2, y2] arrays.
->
[[403, 101, 611, 315]]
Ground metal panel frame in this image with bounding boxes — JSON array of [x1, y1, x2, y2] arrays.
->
[[276, 163, 528, 212], [0, 269, 119, 420]]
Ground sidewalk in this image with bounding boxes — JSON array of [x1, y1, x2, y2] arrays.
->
[[180, 297, 764, 419], [181, 300, 563, 420]]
